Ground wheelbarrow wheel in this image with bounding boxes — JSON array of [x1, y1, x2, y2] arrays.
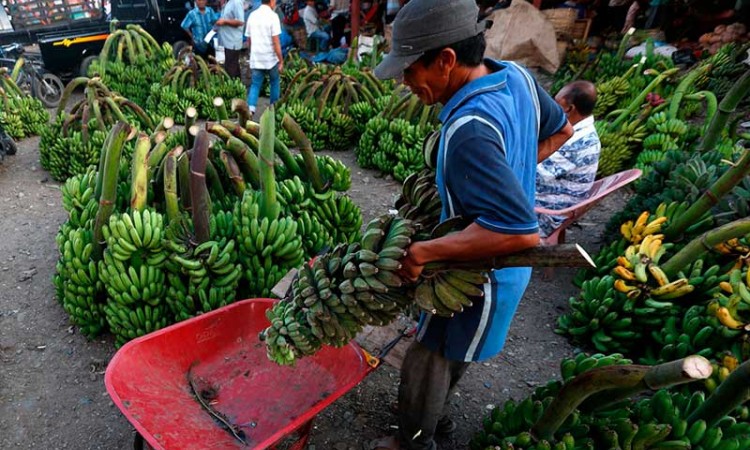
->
[[133, 432, 155, 450]]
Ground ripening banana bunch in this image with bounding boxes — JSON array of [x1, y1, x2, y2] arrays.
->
[[395, 169, 441, 240], [713, 238, 750, 258], [596, 122, 632, 178], [54, 227, 106, 338], [703, 354, 743, 394], [620, 210, 668, 244], [613, 233, 695, 303], [98, 208, 170, 347], [262, 214, 416, 365], [234, 190, 305, 297], [557, 275, 643, 353], [708, 269, 750, 334], [164, 220, 242, 322], [573, 238, 630, 286]]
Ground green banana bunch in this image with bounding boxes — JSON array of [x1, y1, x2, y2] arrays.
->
[[557, 275, 643, 353], [234, 190, 305, 297], [60, 167, 98, 229], [395, 169, 441, 240], [593, 76, 630, 116], [0, 95, 49, 138], [98, 208, 170, 347], [54, 227, 106, 338], [559, 352, 633, 382], [262, 214, 416, 365], [412, 269, 488, 317], [164, 221, 243, 322]]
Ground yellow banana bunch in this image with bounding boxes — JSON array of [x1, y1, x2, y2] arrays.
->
[[620, 211, 668, 244]]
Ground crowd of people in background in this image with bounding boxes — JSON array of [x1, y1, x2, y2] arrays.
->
[[181, 0, 410, 117]]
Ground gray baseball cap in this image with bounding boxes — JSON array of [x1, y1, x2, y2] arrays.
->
[[374, 0, 489, 80]]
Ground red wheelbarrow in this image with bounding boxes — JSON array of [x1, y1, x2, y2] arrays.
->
[[105, 298, 411, 450]]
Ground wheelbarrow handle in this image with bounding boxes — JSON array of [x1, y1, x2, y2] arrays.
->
[[362, 326, 417, 370]]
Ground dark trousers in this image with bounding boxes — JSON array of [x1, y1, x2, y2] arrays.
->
[[224, 48, 242, 79], [398, 341, 470, 450]]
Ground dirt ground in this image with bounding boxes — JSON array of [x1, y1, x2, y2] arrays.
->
[[0, 114, 627, 449]]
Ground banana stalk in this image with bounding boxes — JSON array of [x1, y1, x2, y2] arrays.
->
[[190, 130, 211, 243], [668, 64, 711, 119], [531, 356, 712, 441], [664, 148, 750, 241], [205, 160, 225, 200], [662, 218, 750, 278], [177, 153, 192, 211], [698, 69, 750, 153], [282, 113, 325, 193], [224, 136, 261, 189], [687, 359, 750, 427], [93, 122, 132, 259], [10, 57, 23, 82], [609, 68, 680, 131], [243, 120, 303, 178], [164, 148, 181, 223], [220, 150, 246, 195], [259, 107, 279, 220], [213, 97, 228, 121], [615, 27, 635, 61], [130, 133, 151, 211], [230, 99, 252, 126], [423, 244, 596, 271], [683, 91, 718, 131]]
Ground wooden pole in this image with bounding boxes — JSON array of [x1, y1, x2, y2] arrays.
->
[[424, 244, 596, 271], [351, 0, 360, 44]]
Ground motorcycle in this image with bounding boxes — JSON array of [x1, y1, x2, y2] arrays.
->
[[0, 43, 64, 108]]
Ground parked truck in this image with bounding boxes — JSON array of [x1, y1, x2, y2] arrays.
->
[[0, 0, 193, 78]]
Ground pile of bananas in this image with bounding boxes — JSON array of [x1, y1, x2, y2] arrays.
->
[[0, 89, 49, 139], [472, 351, 750, 450], [593, 76, 631, 117], [40, 120, 110, 182], [273, 65, 389, 151], [357, 117, 436, 181], [144, 49, 245, 121], [635, 113, 693, 176], [262, 214, 416, 365], [88, 24, 175, 105], [596, 118, 648, 177], [41, 77, 153, 181]]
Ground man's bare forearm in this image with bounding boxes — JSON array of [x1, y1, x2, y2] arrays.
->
[[408, 222, 539, 266], [538, 121, 574, 163]]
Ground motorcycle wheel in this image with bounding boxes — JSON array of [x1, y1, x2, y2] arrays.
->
[[33, 72, 64, 108]]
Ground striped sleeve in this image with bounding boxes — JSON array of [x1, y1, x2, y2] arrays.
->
[[444, 117, 538, 235]]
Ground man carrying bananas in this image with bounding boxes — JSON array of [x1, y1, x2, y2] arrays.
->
[[370, 1, 573, 449]]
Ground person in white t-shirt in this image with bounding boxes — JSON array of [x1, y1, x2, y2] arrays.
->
[[244, 0, 284, 116], [303, 0, 330, 50]]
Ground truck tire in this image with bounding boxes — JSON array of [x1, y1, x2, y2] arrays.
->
[[172, 40, 189, 59], [79, 55, 98, 77]]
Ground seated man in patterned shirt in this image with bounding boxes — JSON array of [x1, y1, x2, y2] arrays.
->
[[536, 80, 601, 237]]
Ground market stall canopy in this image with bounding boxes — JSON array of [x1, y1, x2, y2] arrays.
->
[[484, 0, 560, 73]]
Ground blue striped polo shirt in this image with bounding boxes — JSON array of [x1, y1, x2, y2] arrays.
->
[[417, 59, 567, 362]]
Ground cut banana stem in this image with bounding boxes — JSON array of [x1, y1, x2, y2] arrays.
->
[[189, 130, 211, 243], [531, 355, 712, 441]]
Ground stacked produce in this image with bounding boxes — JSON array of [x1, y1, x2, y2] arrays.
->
[[471, 352, 750, 450], [356, 88, 441, 181], [0, 67, 49, 139], [145, 48, 245, 122], [54, 102, 365, 346], [559, 72, 750, 389], [40, 76, 152, 181], [88, 24, 175, 106], [276, 65, 390, 151]]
